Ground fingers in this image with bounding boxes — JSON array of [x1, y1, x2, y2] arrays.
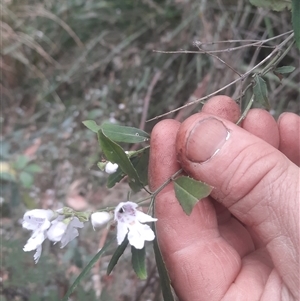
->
[[149, 119, 241, 300], [202, 95, 241, 123], [278, 112, 300, 166], [176, 113, 299, 298], [148, 119, 181, 191], [242, 109, 279, 148], [203, 97, 280, 148]]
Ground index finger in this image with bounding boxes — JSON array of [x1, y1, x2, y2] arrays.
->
[[149, 119, 241, 300]]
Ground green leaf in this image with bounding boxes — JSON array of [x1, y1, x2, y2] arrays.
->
[[153, 225, 176, 301], [101, 123, 150, 143], [249, 0, 292, 11], [107, 237, 129, 275], [131, 246, 147, 280], [0, 162, 16, 181], [173, 176, 212, 215], [82, 120, 101, 133], [19, 171, 34, 188], [107, 168, 126, 188], [292, 0, 300, 50], [105, 148, 149, 189], [13, 155, 30, 170], [61, 239, 113, 301], [253, 75, 270, 109], [0, 172, 16, 182], [23, 164, 43, 174], [130, 148, 150, 187], [97, 161, 106, 171], [76, 211, 90, 222], [98, 130, 143, 190], [275, 66, 296, 74]]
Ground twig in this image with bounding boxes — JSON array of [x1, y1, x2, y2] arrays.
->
[[139, 71, 162, 131], [236, 94, 254, 125], [154, 30, 293, 55], [147, 32, 294, 122], [194, 43, 241, 77], [174, 74, 210, 122], [91, 226, 110, 297]]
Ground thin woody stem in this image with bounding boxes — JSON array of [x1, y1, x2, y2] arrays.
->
[[148, 32, 294, 122], [97, 169, 183, 214], [236, 37, 295, 124]]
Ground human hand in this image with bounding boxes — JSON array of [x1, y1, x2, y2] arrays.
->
[[149, 96, 299, 301]]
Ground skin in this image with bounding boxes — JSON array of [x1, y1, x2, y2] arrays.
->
[[148, 96, 299, 301]]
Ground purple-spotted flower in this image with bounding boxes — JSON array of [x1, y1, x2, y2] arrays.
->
[[114, 201, 157, 249]]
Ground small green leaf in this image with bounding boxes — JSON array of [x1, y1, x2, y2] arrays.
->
[[13, 155, 30, 170], [23, 164, 43, 174], [104, 148, 149, 190], [153, 225, 176, 301], [82, 120, 101, 133], [275, 66, 296, 74], [19, 171, 34, 188], [173, 176, 212, 215], [97, 161, 106, 171], [0, 162, 16, 180], [61, 239, 113, 301], [98, 130, 143, 190], [249, 0, 292, 11], [131, 246, 147, 280], [0, 172, 16, 182], [101, 123, 150, 144], [130, 148, 150, 187], [292, 0, 300, 50], [253, 75, 270, 109], [107, 237, 129, 275], [76, 211, 90, 222], [107, 168, 126, 188]]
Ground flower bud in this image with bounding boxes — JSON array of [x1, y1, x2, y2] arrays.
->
[[91, 212, 111, 230], [105, 162, 118, 174]]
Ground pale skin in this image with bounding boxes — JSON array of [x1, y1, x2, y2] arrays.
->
[[149, 96, 300, 301]]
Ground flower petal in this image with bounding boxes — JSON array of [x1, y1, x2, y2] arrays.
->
[[116, 222, 128, 245], [33, 245, 42, 264], [136, 211, 157, 223], [22, 209, 53, 231], [70, 217, 84, 228], [60, 227, 79, 248], [139, 224, 155, 241], [23, 231, 46, 252], [114, 201, 137, 223], [47, 221, 67, 242], [59, 217, 83, 248], [127, 226, 145, 249]]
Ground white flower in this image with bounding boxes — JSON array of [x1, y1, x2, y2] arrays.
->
[[91, 212, 111, 229], [114, 201, 157, 249], [22, 209, 54, 263], [105, 162, 118, 174], [47, 216, 84, 248], [22, 209, 85, 263]]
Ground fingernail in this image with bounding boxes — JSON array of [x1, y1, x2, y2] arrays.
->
[[186, 117, 230, 163]]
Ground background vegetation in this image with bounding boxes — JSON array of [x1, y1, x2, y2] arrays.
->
[[1, 0, 299, 300]]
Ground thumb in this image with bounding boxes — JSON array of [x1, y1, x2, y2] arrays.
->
[[176, 113, 299, 297]]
